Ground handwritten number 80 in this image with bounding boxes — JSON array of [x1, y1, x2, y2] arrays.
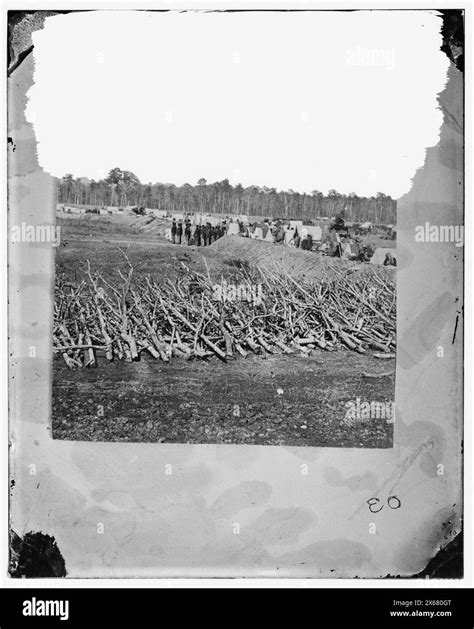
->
[[367, 495, 401, 513]]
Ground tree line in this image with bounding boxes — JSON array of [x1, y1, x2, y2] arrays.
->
[[57, 168, 397, 224]]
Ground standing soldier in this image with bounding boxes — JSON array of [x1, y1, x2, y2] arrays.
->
[[176, 221, 183, 245], [195, 224, 202, 247], [301, 234, 313, 251], [190, 223, 197, 246], [184, 219, 191, 245], [171, 219, 177, 244], [204, 222, 211, 246]]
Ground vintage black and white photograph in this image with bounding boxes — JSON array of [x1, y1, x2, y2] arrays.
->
[[7, 6, 463, 580], [45, 10, 405, 447]]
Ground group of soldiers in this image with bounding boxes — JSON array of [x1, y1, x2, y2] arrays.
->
[[171, 218, 227, 246]]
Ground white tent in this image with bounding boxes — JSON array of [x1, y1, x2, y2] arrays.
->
[[284, 229, 296, 245], [199, 215, 222, 227], [171, 213, 185, 221], [208, 216, 222, 227], [370, 247, 397, 265], [251, 227, 264, 240], [227, 222, 240, 236], [298, 225, 322, 241], [289, 220, 303, 230], [263, 228, 274, 243], [360, 221, 373, 230]]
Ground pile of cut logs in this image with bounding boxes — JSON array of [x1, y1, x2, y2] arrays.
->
[[53, 261, 396, 367]]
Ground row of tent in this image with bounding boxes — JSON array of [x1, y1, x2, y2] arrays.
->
[[156, 211, 325, 244], [151, 211, 378, 233], [239, 222, 323, 244]]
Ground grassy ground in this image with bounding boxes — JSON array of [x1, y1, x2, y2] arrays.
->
[[53, 212, 395, 448]]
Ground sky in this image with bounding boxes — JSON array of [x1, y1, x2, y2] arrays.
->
[[26, 10, 449, 199]]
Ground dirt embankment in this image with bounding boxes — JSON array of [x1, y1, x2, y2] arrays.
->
[[57, 211, 170, 240], [208, 235, 395, 282]]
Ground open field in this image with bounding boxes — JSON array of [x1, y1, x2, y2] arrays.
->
[[53, 212, 395, 448], [53, 352, 394, 447]]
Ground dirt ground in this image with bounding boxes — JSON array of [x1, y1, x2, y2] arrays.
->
[[53, 212, 395, 448], [52, 352, 394, 447]]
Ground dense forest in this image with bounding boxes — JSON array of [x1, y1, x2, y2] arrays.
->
[[57, 168, 397, 224]]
